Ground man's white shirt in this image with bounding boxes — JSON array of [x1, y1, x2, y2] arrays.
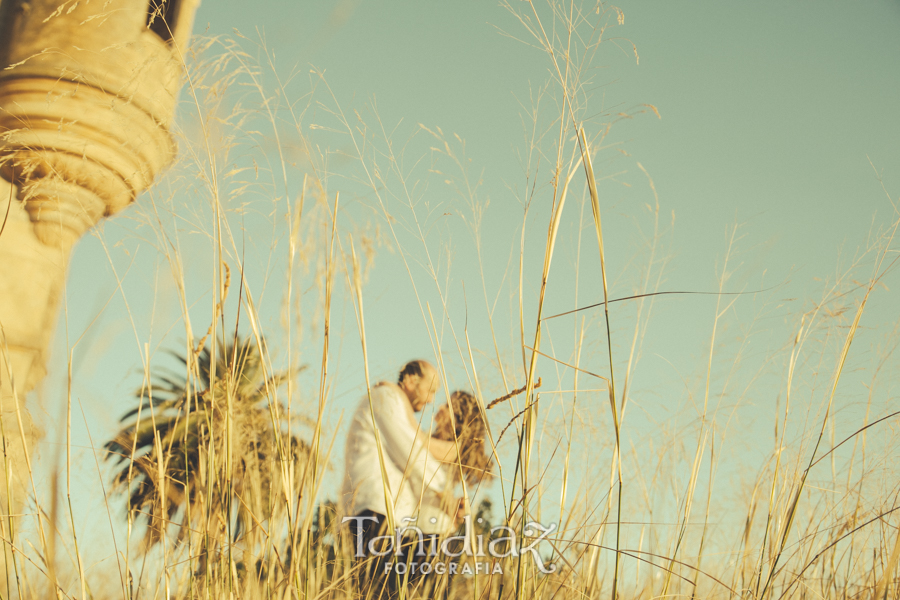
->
[[342, 384, 448, 523]]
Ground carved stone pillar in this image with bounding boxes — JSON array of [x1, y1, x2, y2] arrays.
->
[[0, 0, 199, 581]]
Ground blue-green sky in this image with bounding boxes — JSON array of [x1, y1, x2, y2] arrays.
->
[[33, 0, 900, 588]]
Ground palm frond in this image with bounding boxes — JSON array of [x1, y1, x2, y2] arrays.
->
[[104, 334, 310, 551]]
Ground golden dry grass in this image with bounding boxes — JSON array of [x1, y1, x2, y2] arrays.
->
[[1, 1, 898, 599]]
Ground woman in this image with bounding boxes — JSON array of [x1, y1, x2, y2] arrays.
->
[[396, 391, 493, 597], [419, 390, 493, 532]]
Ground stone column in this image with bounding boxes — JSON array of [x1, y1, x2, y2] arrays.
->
[[0, 174, 63, 525], [0, 0, 199, 585]]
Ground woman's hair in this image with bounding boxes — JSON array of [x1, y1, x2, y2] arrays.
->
[[433, 390, 493, 485]]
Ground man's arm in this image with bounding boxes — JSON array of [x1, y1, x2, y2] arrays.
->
[[369, 384, 448, 484], [426, 437, 459, 464], [375, 381, 460, 464]]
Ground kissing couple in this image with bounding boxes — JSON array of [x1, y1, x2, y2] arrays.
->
[[342, 359, 493, 598]]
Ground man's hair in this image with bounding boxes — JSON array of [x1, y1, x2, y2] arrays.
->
[[398, 360, 428, 384]]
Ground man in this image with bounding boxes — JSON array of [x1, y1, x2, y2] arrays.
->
[[342, 360, 458, 597]]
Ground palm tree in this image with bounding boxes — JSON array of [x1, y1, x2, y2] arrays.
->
[[105, 335, 308, 562]]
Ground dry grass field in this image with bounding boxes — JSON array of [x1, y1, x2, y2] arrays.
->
[[3, 1, 898, 599]]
